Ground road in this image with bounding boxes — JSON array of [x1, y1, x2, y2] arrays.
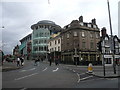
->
[[2, 60, 120, 89]]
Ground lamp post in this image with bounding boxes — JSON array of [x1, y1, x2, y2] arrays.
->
[[107, 0, 116, 74]]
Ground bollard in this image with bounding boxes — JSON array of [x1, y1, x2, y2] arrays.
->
[[88, 63, 93, 73]]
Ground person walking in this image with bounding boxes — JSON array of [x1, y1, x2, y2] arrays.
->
[[20, 56, 24, 66], [49, 57, 52, 66], [17, 57, 20, 67], [34, 58, 37, 66]]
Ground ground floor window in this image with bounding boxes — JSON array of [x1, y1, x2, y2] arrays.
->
[[104, 58, 112, 64]]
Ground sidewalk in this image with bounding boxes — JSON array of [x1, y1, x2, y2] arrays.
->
[[1, 61, 22, 72], [86, 66, 120, 78], [63, 64, 120, 78]]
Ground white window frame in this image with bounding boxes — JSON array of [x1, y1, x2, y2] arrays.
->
[[74, 32, 77, 36], [82, 32, 85, 37]]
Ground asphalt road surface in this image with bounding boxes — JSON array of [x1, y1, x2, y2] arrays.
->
[[2, 61, 120, 89]]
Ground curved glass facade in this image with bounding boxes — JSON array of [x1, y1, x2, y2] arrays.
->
[[32, 28, 50, 57], [31, 20, 61, 58]]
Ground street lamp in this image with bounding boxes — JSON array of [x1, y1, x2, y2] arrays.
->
[[107, 0, 116, 74]]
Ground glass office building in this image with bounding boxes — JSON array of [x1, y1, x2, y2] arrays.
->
[[31, 20, 61, 58]]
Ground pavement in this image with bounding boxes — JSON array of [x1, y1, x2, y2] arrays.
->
[[1, 60, 120, 78], [0, 61, 23, 72], [86, 65, 120, 78]]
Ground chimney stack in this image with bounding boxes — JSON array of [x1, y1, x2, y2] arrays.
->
[[101, 27, 107, 37], [91, 18, 96, 25], [79, 16, 83, 22]]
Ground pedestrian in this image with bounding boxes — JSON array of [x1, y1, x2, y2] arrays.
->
[[20, 57, 24, 66], [55, 57, 58, 65], [37, 58, 40, 66], [41, 58, 43, 62], [49, 57, 52, 66], [17, 57, 20, 67], [34, 58, 37, 66], [34, 58, 40, 66]]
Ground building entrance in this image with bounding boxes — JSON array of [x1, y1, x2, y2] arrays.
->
[[74, 56, 79, 65]]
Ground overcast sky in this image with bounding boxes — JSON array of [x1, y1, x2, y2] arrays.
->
[[0, 0, 119, 54]]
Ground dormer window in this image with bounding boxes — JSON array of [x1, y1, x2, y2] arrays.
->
[[93, 25, 97, 28], [88, 24, 91, 28], [79, 22, 83, 26], [68, 25, 71, 28]]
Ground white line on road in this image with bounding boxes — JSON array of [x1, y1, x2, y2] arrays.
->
[[53, 68, 59, 72], [42, 67, 47, 71], [80, 76, 93, 81], [19, 68, 36, 72], [77, 73, 80, 83], [81, 78, 104, 82], [15, 73, 38, 81], [20, 70, 27, 72], [73, 70, 76, 72], [20, 88, 27, 90], [29, 68, 36, 71]]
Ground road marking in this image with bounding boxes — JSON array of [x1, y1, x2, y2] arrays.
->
[[20, 70, 27, 72], [20, 68, 36, 72], [106, 78, 118, 80], [77, 73, 80, 83], [73, 70, 76, 72], [42, 67, 47, 71], [20, 88, 27, 90], [15, 73, 38, 80], [53, 68, 59, 72], [80, 76, 93, 81], [29, 68, 36, 71], [81, 78, 104, 82]]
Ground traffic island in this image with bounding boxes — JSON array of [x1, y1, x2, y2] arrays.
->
[[86, 72, 120, 78]]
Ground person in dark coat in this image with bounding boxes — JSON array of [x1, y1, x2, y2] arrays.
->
[[49, 57, 52, 66], [20, 57, 24, 66]]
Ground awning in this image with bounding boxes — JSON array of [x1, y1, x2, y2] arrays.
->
[[19, 43, 26, 51]]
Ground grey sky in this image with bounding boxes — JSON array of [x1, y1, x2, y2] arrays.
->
[[0, 0, 119, 54]]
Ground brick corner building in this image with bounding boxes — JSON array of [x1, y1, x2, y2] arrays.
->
[[61, 16, 101, 65]]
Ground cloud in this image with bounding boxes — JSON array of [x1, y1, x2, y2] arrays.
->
[[2, 0, 118, 54]]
